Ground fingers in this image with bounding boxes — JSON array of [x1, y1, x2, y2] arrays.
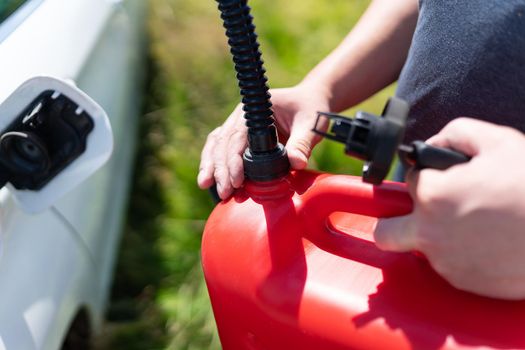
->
[[375, 168, 445, 253], [405, 167, 426, 199], [198, 85, 330, 197], [226, 129, 247, 189], [426, 117, 503, 156], [375, 168, 434, 253], [284, 114, 323, 169], [374, 214, 418, 252], [377, 119, 512, 256], [198, 104, 247, 199], [212, 127, 247, 199], [212, 126, 233, 198], [198, 127, 220, 189]]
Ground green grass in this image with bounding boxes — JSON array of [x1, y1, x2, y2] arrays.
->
[[98, 0, 394, 349]]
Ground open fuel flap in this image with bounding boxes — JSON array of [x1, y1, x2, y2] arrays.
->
[[0, 76, 112, 213]]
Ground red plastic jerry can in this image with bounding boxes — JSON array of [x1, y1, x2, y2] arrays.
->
[[202, 170, 525, 350]]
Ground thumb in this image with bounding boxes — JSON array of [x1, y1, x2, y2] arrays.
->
[[374, 215, 418, 252], [285, 124, 316, 170], [426, 117, 502, 157]]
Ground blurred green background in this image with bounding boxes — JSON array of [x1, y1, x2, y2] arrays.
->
[[97, 0, 394, 348]]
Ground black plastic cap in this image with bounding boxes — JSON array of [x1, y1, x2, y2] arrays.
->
[[243, 143, 290, 181], [362, 97, 409, 185]]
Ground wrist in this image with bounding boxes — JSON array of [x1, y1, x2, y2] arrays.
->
[[296, 77, 337, 111]]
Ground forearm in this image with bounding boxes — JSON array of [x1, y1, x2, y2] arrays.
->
[[301, 0, 418, 112]]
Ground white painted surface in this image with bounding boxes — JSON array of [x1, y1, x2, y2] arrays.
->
[[55, 0, 147, 330], [0, 200, 97, 350], [0, 0, 145, 348], [0, 0, 113, 99]]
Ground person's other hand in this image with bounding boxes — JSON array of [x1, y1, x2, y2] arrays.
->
[[197, 83, 330, 199], [374, 118, 525, 300]]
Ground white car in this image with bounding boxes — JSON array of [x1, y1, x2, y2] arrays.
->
[[0, 1, 145, 349]]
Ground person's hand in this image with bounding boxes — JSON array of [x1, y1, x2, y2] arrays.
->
[[198, 83, 331, 199], [374, 118, 525, 300]]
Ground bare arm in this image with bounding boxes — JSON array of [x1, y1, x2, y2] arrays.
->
[[302, 0, 419, 112]]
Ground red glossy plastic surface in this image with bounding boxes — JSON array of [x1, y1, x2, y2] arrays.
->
[[202, 170, 525, 350]]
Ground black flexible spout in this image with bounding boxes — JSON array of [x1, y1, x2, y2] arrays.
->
[[216, 0, 289, 181]]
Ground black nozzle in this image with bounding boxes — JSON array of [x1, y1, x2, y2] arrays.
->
[[216, 0, 289, 181]]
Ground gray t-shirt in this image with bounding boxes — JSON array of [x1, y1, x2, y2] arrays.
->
[[397, 0, 525, 142]]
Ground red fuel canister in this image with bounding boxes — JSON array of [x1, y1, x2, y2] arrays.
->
[[202, 170, 525, 350]]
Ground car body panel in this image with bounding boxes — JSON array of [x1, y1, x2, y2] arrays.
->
[[0, 194, 97, 350], [0, 0, 44, 43], [54, 0, 146, 318], [0, 0, 113, 98], [0, 0, 145, 347]]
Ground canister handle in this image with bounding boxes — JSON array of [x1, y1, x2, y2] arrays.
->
[[298, 175, 413, 251]]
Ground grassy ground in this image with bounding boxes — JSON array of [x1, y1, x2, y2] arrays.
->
[[98, 0, 394, 349]]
